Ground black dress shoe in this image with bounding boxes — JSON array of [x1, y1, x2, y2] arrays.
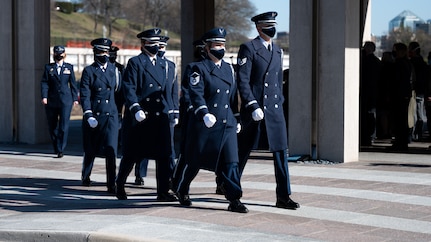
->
[[116, 186, 127, 200], [157, 192, 177, 202], [81, 178, 92, 187], [276, 197, 300, 209], [176, 192, 192, 206], [215, 184, 225, 195], [228, 199, 249, 213], [134, 177, 144, 185], [57, 152, 63, 158], [107, 186, 116, 194]]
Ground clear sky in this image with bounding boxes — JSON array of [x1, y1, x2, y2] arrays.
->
[[249, 0, 431, 36]]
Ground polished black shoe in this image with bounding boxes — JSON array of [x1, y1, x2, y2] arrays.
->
[[57, 152, 63, 158], [276, 197, 300, 210], [81, 178, 92, 187], [215, 184, 225, 195], [107, 186, 116, 194], [176, 192, 192, 206], [134, 177, 144, 185], [116, 185, 127, 200], [157, 192, 177, 202], [228, 199, 249, 213]]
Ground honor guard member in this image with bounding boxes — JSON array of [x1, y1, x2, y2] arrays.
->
[[41, 45, 79, 158], [236, 12, 300, 209], [171, 39, 206, 192], [133, 35, 180, 187], [175, 27, 248, 213], [109, 46, 125, 153], [116, 28, 177, 202], [80, 38, 121, 194]]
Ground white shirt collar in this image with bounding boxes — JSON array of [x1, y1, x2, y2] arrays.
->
[[258, 36, 271, 49]]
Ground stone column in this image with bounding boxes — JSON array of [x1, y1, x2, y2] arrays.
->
[[0, 0, 50, 144], [289, 0, 360, 162], [180, 0, 214, 76]]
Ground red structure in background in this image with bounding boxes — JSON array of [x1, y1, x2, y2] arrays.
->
[[66, 40, 140, 50]]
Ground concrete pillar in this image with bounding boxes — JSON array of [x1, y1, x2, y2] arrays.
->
[[180, 0, 214, 76], [289, 0, 360, 162], [0, 0, 50, 143], [0, 1, 14, 142]]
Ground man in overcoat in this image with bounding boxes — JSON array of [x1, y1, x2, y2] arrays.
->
[[236, 12, 300, 209], [175, 27, 248, 213], [115, 28, 176, 202], [41, 45, 79, 158], [80, 38, 121, 194]]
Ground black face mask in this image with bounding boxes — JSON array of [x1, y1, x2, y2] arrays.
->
[[145, 44, 159, 55], [157, 51, 165, 58], [210, 48, 225, 60], [262, 27, 276, 38], [95, 54, 109, 64], [54, 54, 64, 61]]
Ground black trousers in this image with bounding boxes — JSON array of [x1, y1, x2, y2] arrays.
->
[[116, 155, 172, 195], [44, 104, 72, 153], [81, 153, 116, 189]]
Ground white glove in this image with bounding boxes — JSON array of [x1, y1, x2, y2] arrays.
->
[[236, 123, 242, 133], [87, 117, 98, 128], [135, 110, 146, 122], [252, 108, 264, 121], [203, 113, 217, 128], [174, 118, 179, 126]]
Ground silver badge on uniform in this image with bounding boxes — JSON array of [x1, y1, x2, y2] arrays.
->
[[238, 57, 247, 66], [190, 72, 200, 86]]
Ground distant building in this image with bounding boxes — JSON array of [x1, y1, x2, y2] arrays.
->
[[388, 10, 425, 32]]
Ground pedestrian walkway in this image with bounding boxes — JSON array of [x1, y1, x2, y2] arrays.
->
[[0, 120, 430, 241]]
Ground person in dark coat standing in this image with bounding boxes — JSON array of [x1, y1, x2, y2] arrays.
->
[[115, 28, 177, 202], [175, 27, 248, 213], [171, 39, 206, 193], [236, 12, 300, 210], [41, 45, 79, 158], [80, 38, 121, 194]]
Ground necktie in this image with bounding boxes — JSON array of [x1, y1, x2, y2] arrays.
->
[[57, 65, 61, 75], [101, 66, 106, 72], [152, 58, 156, 66], [268, 44, 271, 52]]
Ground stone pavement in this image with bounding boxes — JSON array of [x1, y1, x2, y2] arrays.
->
[[0, 120, 431, 241]]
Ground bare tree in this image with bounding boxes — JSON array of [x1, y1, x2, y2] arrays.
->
[[82, 0, 102, 34]]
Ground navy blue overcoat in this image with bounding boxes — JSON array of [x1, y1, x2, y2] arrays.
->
[[80, 62, 120, 157], [236, 37, 288, 152]]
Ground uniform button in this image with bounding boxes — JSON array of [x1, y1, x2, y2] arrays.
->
[[224, 104, 228, 108], [98, 88, 102, 91], [144, 111, 149, 115], [158, 86, 162, 89], [156, 112, 160, 116], [222, 119, 227, 123], [105, 100, 109, 103], [275, 104, 279, 108], [263, 106, 267, 110], [275, 94, 278, 98], [213, 103, 218, 107], [264, 83, 269, 87], [107, 88, 110, 90], [96, 112, 100, 115], [97, 100, 101, 103], [156, 98, 160, 102], [264, 95, 267, 99], [149, 84, 153, 87], [226, 90, 229, 94], [106, 112, 110, 115], [217, 89, 220, 93], [275, 83, 278, 87], [146, 98, 150, 101]]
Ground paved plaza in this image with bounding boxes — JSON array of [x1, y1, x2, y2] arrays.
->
[[0, 120, 430, 241]]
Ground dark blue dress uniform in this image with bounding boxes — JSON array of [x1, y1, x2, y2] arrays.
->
[[41, 45, 78, 157], [175, 28, 247, 213], [116, 28, 176, 201], [236, 12, 299, 209], [80, 38, 120, 193]]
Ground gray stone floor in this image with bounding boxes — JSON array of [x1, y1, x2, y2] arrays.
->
[[0, 120, 431, 241]]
